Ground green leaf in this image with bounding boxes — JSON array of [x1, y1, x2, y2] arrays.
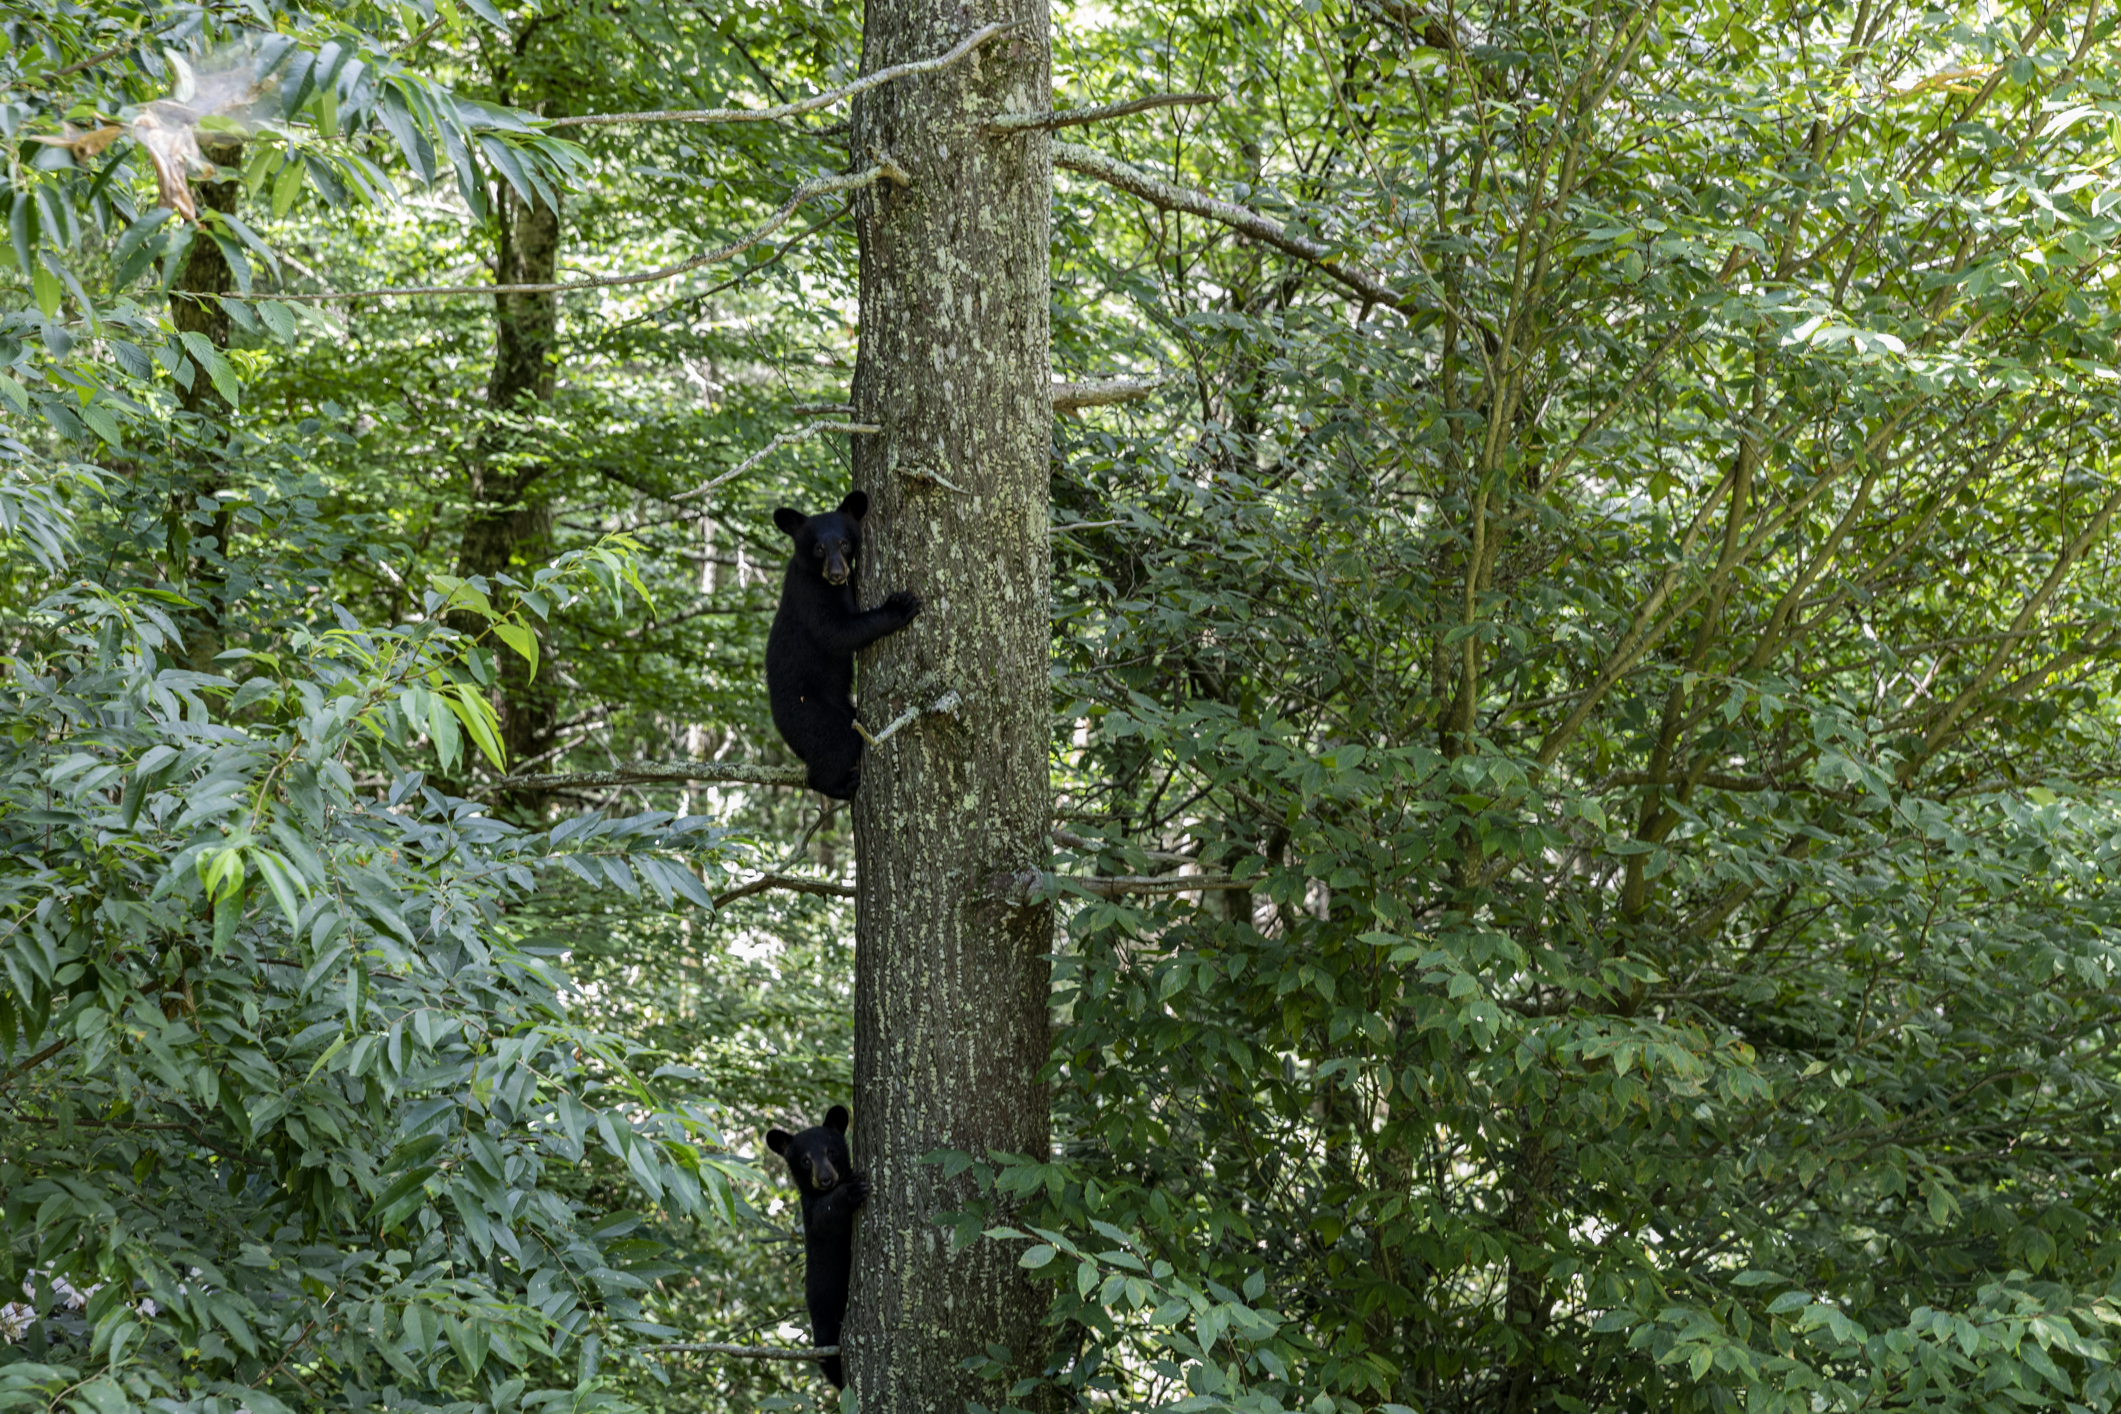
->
[[444, 684, 506, 770], [492, 619, 539, 676], [252, 848, 307, 928], [427, 688, 462, 773]]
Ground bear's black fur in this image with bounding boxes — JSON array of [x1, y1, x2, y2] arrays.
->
[[766, 1104, 866, 1388], [766, 492, 922, 799]]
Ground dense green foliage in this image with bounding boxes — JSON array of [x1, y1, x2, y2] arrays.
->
[[7, 0, 2121, 1412]]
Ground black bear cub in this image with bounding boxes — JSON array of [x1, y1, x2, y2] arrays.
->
[[766, 491, 922, 799], [766, 1104, 866, 1388]]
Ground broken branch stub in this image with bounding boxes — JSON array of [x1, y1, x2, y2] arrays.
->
[[854, 690, 965, 748], [1052, 374, 1166, 412], [988, 92, 1224, 132]]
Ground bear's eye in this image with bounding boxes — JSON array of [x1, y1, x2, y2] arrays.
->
[[814, 545, 825, 557]]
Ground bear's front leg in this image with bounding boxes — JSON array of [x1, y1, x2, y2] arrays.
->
[[816, 1172, 868, 1226]]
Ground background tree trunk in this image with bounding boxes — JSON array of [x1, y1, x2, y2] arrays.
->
[[172, 137, 243, 673], [459, 180, 562, 795], [844, 0, 1054, 1405]]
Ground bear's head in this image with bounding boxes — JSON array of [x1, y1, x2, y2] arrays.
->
[[773, 492, 868, 587], [766, 1104, 853, 1197]]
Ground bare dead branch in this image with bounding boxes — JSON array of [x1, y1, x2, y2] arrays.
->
[[486, 760, 808, 796], [200, 166, 898, 303], [1052, 141, 1411, 312], [676, 420, 882, 503], [989, 93, 1223, 132], [551, 22, 1018, 127], [792, 402, 856, 417], [713, 873, 858, 907], [1053, 374, 1166, 411]]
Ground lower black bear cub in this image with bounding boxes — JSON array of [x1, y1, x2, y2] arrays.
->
[[766, 1104, 866, 1388], [766, 491, 922, 799]]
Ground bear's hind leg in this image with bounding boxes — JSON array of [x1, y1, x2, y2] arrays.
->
[[807, 706, 864, 800]]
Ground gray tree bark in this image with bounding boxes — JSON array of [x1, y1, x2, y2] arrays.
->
[[843, 0, 1054, 1405]]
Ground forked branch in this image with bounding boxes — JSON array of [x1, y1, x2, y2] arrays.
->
[[992, 867, 1248, 905]]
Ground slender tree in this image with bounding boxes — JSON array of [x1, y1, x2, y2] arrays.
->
[[843, 0, 1056, 1403]]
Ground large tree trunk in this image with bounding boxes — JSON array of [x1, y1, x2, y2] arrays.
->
[[843, 0, 1054, 1406]]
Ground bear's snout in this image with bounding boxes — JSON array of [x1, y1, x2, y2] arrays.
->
[[824, 553, 851, 584]]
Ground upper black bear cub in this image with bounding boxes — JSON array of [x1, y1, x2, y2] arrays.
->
[[766, 491, 922, 799], [766, 1104, 866, 1388]]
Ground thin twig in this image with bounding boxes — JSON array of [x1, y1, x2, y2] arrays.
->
[[606, 203, 853, 334], [640, 1343, 841, 1359], [249, 1318, 321, 1391], [675, 421, 882, 503], [989, 92, 1223, 131], [1050, 827, 1196, 864], [712, 872, 857, 908], [771, 800, 831, 872], [612, 603, 734, 643], [510, 715, 611, 773], [550, 21, 1019, 127], [1052, 141, 1414, 313], [989, 868, 1248, 907], [46, 39, 136, 80], [395, 14, 447, 53], [0, 1040, 70, 1095], [1057, 873, 1248, 897], [192, 166, 901, 303]]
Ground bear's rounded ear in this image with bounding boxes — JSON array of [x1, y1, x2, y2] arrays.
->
[[824, 1104, 850, 1133], [836, 491, 869, 522], [766, 1128, 793, 1156], [773, 507, 808, 537]]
